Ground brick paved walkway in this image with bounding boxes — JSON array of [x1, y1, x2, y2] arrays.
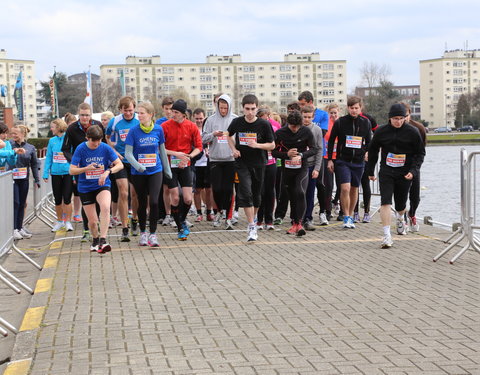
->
[[5, 215, 480, 374]]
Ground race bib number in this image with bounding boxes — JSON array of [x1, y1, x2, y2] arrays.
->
[[267, 151, 273, 161], [85, 166, 104, 180], [13, 168, 28, 179], [386, 153, 406, 167], [170, 155, 181, 168], [138, 153, 156, 167], [285, 159, 302, 169], [119, 129, 129, 141], [217, 134, 228, 144], [345, 136, 362, 149], [53, 152, 67, 164], [239, 132, 257, 146]]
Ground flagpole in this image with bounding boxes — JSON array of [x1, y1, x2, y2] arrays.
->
[[21, 69, 26, 124]]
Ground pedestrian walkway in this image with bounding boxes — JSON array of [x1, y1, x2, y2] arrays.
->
[[2, 215, 480, 375]]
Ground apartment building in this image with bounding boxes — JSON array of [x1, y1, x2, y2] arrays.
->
[[100, 53, 347, 115], [420, 49, 480, 128], [0, 49, 38, 135]]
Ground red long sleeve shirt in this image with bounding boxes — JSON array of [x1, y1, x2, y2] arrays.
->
[[161, 118, 203, 166]]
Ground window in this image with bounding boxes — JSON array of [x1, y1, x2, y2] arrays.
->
[[244, 66, 255, 72], [280, 82, 292, 88], [280, 65, 292, 71], [280, 73, 292, 80], [191, 68, 196, 72], [243, 74, 255, 81], [200, 67, 212, 73], [200, 75, 212, 81], [322, 64, 334, 70]]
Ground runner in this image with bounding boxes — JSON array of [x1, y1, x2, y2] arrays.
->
[[162, 99, 203, 241], [0, 121, 22, 172], [367, 103, 425, 248], [106, 96, 140, 242], [43, 118, 73, 232], [272, 110, 318, 236], [125, 102, 172, 247], [70, 125, 123, 254], [327, 96, 371, 229], [227, 94, 275, 242]]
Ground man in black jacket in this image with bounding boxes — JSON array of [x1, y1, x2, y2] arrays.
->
[[367, 103, 425, 248], [327, 96, 371, 229]]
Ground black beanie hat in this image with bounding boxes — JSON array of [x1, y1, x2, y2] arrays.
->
[[388, 103, 406, 118], [172, 99, 187, 114]]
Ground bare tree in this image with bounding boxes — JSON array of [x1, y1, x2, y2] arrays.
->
[[360, 62, 391, 88], [98, 79, 122, 113]]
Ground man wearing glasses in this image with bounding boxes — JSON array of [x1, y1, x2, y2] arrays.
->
[[62, 103, 105, 241]]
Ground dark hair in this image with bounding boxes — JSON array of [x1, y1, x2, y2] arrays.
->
[[118, 96, 136, 110], [0, 121, 8, 134], [161, 97, 174, 107], [347, 95, 362, 107], [287, 101, 301, 111], [241, 94, 258, 107], [301, 105, 315, 114], [193, 108, 205, 116], [86, 125, 103, 140], [287, 110, 303, 126], [298, 91, 314, 103], [186, 108, 193, 120]]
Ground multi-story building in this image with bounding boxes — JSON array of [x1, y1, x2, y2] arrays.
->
[[0, 49, 38, 135], [100, 53, 347, 115], [420, 49, 480, 128]]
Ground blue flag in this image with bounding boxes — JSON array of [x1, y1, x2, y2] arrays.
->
[[13, 71, 24, 121]]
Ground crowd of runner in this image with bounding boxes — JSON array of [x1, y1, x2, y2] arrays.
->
[[0, 90, 426, 252]]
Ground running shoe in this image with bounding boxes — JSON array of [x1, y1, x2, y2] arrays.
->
[[51, 221, 65, 232], [273, 217, 283, 225], [286, 224, 297, 234], [110, 216, 121, 227], [81, 230, 91, 242], [195, 214, 203, 222], [19, 228, 32, 238], [148, 233, 159, 247], [139, 232, 148, 246], [98, 239, 111, 254], [206, 213, 215, 222], [353, 212, 360, 223], [177, 229, 187, 241], [162, 215, 173, 226], [396, 216, 407, 235], [230, 216, 238, 225], [170, 219, 177, 228], [188, 207, 197, 216], [256, 222, 263, 231], [348, 216, 356, 229], [21, 227, 32, 235], [409, 216, 419, 232], [90, 237, 100, 252], [225, 219, 234, 230], [65, 221, 74, 231], [247, 226, 257, 242], [182, 222, 190, 236], [213, 213, 221, 227], [73, 215, 82, 223], [265, 223, 275, 231], [304, 220, 316, 231], [131, 219, 139, 236], [185, 220, 193, 228], [333, 203, 340, 215], [13, 229, 23, 240], [232, 210, 239, 221], [342, 216, 350, 229], [381, 234, 393, 249], [362, 213, 371, 223], [296, 224, 306, 237], [120, 227, 130, 242], [337, 214, 344, 222], [319, 213, 329, 226]]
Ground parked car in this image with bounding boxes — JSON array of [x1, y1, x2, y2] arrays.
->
[[434, 127, 452, 133], [458, 125, 474, 132]]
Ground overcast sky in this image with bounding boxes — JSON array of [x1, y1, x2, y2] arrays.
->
[[3, 0, 480, 92]]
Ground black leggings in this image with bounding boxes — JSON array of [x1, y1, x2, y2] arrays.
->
[[317, 159, 333, 214], [210, 161, 235, 212], [408, 171, 421, 217], [51, 175, 73, 206], [131, 172, 163, 233], [257, 164, 277, 224], [283, 167, 309, 224], [355, 164, 371, 213]]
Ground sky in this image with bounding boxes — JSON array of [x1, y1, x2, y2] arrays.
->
[[3, 0, 480, 92]]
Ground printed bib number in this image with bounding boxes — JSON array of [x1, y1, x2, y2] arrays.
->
[[138, 153, 156, 167], [268, 151, 273, 161], [217, 135, 228, 144], [170, 155, 181, 168], [85, 166, 104, 180], [285, 159, 302, 169], [386, 153, 406, 167], [345, 135, 362, 149], [239, 132, 257, 146], [53, 152, 67, 164], [13, 168, 28, 179], [119, 129, 129, 141]]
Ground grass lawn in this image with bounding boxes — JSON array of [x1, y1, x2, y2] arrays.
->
[[427, 132, 480, 143]]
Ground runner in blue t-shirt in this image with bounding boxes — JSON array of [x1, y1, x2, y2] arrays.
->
[[70, 125, 123, 254], [125, 102, 172, 248], [105, 96, 140, 242]]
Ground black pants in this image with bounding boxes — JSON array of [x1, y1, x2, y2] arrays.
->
[[235, 160, 265, 208], [317, 159, 333, 214], [51, 175, 73, 206], [274, 165, 289, 219], [14, 179, 29, 230], [283, 167, 309, 224], [257, 164, 277, 224], [131, 172, 163, 233], [408, 171, 421, 217], [210, 161, 235, 212]]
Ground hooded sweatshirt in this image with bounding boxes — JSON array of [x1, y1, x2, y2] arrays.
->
[[202, 94, 238, 162]]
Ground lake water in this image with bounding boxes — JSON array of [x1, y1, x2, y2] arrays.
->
[[371, 144, 480, 227]]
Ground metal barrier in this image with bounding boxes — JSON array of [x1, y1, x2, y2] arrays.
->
[[433, 149, 480, 263], [0, 158, 55, 336]]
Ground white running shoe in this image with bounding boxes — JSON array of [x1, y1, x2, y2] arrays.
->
[[381, 234, 393, 248], [13, 229, 23, 240], [51, 221, 65, 232], [408, 216, 419, 232], [247, 226, 258, 242], [213, 213, 221, 227], [162, 215, 173, 226], [265, 224, 275, 231], [20, 228, 32, 238], [225, 219, 234, 230], [65, 221, 74, 231], [148, 233, 159, 247], [319, 213, 329, 226], [396, 217, 407, 235], [139, 232, 149, 246]]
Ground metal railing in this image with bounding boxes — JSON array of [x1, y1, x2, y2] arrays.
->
[[0, 158, 54, 337], [433, 148, 480, 263]]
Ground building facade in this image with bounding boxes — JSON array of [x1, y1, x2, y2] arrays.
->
[[420, 49, 480, 128], [100, 53, 347, 115], [0, 49, 38, 135]]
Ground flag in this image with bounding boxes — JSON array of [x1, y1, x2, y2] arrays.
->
[[120, 69, 126, 96], [49, 72, 59, 118], [0, 85, 7, 97], [13, 71, 24, 120], [84, 69, 92, 108]]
